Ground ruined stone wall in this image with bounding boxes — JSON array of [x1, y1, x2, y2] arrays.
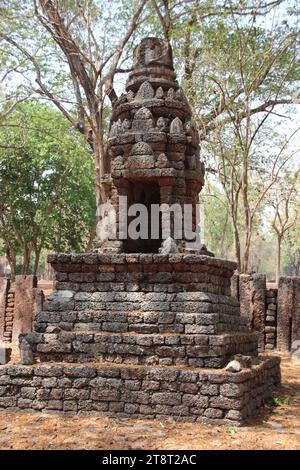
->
[[0, 276, 44, 345], [277, 277, 300, 351], [265, 289, 277, 350], [0, 278, 10, 342], [0, 251, 281, 425], [27, 253, 257, 369], [231, 274, 300, 352], [0, 358, 280, 425]]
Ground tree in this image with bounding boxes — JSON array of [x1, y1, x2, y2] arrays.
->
[[0, 0, 299, 259], [269, 168, 300, 284], [204, 116, 300, 271], [282, 223, 300, 276], [0, 0, 148, 207], [0, 102, 95, 275], [159, 2, 300, 271], [200, 180, 233, 258]]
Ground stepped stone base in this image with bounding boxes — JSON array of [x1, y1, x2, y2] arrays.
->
[[0, 253, 281, 424], [0, 356, 280, 425]]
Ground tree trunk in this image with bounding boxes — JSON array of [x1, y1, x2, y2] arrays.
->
[[33, 245, 42, 276], [242, 231, 252, 274], [296, 252, 300, 277], [92, 124, 107, 210], [6, 246, 16, 279], [22, 245, 32, 274], [229, 201, 241, 272], [220, 211, 228, 258], [232, 221, 241, 272], [85, 222, 97, 252], [276, 235, 282, 285]]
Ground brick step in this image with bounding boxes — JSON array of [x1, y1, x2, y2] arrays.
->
[[44, 302, 240, 316], [29, 330, 257, 368], [47, 290, 240, 308], [51, 254, 235, 297], [35, 309, 248, 336]]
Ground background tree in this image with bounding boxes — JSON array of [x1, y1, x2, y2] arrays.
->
[[0, 101, 95, 276], [268, 168, 300, 283], [154, 0, 300, 272], [0, 0, 299, 275], [0, 0, 148, 206], [282, 223, 300, 277], [200, 181, 233, 258]]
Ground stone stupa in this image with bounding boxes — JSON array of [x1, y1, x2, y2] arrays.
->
[[0, 38, 280, 425]]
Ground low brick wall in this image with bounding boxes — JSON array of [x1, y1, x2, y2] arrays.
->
[[0, 356, 280, 425], [27, 330, 257, 368], [49, 253, 236, 296]]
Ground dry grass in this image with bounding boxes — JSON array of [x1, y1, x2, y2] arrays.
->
[[0, 353, 299, 450]]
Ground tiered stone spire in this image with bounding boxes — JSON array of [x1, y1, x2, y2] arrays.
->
[[102, 37, 205, 253]]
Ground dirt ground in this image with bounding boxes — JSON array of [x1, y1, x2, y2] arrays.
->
[[0, 353, 299, 450], [38, 280, 54, 298]]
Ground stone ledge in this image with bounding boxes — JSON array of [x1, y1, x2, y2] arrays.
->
[[27, 330, 258, 368], [34, 310, 248, 335], [47, 253, 237, 272], [0, 356, 280, 424]]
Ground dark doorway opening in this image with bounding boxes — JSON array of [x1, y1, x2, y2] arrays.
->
[[123, 181, 162, 253]]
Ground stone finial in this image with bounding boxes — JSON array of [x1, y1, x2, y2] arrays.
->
[[130, 142, 153, 156], [133, 37, 173, 69], [110, 122, 118, 137], [167, 88, 175, 99], [134, 107, 153, 120], [132, 107, 154, 131], [136, 81, 155, 101], [126, 90, 135, 102], [155, 86, 164, 99], [110, 120, 122, 137], [155, 153, 169, 168], [157, 117, 167, 130], [122, 119, 131, 131], [176, 88, 183, 100], [170, 117, 184, 134], [19, 337, 34, 365]]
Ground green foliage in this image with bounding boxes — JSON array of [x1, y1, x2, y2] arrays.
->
[[227, 427, 238, 435], [0, 101, 95, 272], [265, 395, 290, 407], [201, 182, 233, 258]]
